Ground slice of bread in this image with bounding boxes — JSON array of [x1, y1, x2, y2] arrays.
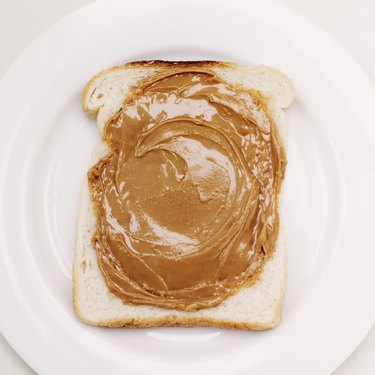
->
[[73, 61, 294, 330]]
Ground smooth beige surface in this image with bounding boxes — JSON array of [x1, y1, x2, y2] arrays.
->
[[0, 0, 374, 373]]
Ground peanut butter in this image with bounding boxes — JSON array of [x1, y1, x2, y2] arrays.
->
[[88, 68, 286, 311]]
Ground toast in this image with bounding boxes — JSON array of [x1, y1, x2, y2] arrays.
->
[[73, 60, 294, 329]]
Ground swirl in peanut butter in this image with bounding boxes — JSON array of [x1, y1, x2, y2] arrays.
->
[[88, 69, 286, 311]]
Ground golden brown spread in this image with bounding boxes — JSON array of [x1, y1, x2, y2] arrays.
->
[[88, 68, 286, 311]]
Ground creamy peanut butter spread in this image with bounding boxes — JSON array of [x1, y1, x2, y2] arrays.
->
[[88, 68, 286, 311]]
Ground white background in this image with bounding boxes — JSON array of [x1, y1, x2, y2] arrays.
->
[[0, 0, 374, 373]]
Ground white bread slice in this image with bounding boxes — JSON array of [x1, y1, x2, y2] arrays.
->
[[74, 61, 294, 330]]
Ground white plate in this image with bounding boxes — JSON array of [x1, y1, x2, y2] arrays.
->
[[1, 0, 375, 374]]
